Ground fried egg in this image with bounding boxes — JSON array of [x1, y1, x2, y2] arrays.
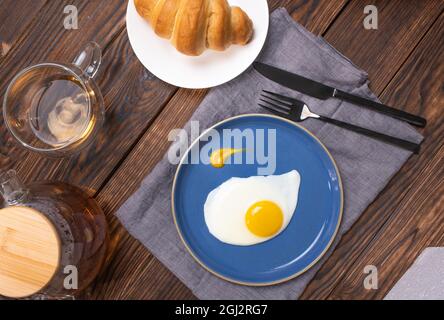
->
[[204, 170, 301, 246]]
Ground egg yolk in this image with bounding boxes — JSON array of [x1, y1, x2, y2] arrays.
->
[[210, 148, 243, 168], [245, 201, 284, 237]]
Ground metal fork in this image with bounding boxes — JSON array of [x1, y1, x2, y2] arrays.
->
[[258, 90, 421, 154]]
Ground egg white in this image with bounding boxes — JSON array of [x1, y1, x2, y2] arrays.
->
[[204, 170, 301, 246]]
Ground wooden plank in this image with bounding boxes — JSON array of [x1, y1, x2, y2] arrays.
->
[[0, 0, 47, 58], [92, 0, 350, 300], [0, 0, 178, 195], [91, 89, 205, 299], [288, 0, 349, 35], [0, 0, 127, 167], [330, 146, 444, 299], [323, 0, 444, 95], [103, 3, 436, 300], [0, 0, 125, 77], [14, 30, 177, 193], [0, 0, 179, 300], [312, 12, 444, 300], [297, 0, 444, 300]]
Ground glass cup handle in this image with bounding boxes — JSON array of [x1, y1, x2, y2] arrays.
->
[[73, 42, 102, 79]]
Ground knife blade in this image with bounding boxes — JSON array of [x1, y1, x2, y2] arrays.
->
[[253, 62, 427, 127], [254, 61, 335, 99]]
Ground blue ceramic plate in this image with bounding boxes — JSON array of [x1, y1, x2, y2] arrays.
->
[[172, 114, 343, 285]]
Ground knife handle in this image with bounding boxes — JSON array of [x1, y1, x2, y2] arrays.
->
[[318, 115, 421, 154], [334, 89, 427, 127]]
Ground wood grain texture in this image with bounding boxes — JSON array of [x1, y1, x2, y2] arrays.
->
[[298, 2, 444, 299], [15, 30, 177, 194], [0, 0, 177, 195], [308, 12, 444, 300], [0, 0, 47, 58], [0, 1, 177, 299], [1, 0, 442, 300], [0, 0, 127, 169], [90, 0, 353, 300], [323, 0, 444, 95], [0, 207, 60, 299], [287, 0, 348, 35], [90, 89, 208, 299]]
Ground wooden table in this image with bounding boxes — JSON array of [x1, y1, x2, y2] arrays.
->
[[0, 0, 443, 300]]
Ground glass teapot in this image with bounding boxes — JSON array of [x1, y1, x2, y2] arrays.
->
[[0, 170, 109, 299]]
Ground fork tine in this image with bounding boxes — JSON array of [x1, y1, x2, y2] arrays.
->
[[258, 99, 290, 114], [260, 93, 292, 108], [258, 103, 289, 117], [262, 90, 297, 103]]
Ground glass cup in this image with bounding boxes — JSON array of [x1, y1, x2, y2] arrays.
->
[[3, 42, 105, 157]]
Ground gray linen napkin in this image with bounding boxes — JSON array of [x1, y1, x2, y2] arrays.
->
[[117, 8, 423, 299], [384, 248, 444, 300]]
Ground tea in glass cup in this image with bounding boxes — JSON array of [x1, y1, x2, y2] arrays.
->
[[3, 42, 105, 157]]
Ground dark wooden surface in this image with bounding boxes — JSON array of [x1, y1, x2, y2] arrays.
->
[[0, 0, 443, 300]]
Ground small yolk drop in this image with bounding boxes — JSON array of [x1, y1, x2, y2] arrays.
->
[[245, 200, 284, 237], [210, 148, 243, 168]]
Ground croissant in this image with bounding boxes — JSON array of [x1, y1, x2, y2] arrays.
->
[[134, 0, 254, 56]]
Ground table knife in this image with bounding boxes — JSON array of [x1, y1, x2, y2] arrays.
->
[[253, 62, 426, 127]]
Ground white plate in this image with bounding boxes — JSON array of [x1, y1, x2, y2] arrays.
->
[[126, 0, 269, 89]]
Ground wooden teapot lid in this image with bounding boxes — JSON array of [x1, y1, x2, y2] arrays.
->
[[0, 206, 60, 298]]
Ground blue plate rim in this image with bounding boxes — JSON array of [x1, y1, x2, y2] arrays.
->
[[171, 113, 344, 286]]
